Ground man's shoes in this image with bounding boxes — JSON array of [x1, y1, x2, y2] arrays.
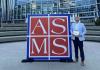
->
[[73, 59, 78, 63], [76, 59, 78, 62], [81, 61, 85, 66]]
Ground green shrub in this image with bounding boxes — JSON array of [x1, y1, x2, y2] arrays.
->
[[95, 18, 100, 26]]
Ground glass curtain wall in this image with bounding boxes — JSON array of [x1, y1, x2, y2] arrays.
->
[[0, 0, 15, 22], [75, 0, 97, 23], [14, 0, 72, 20], [97, 0, 100, 17], [13, 0, 99, 23], [0, 0, 1, 24]]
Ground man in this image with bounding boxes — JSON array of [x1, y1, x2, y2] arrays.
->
[[70, 17, 86, 66]]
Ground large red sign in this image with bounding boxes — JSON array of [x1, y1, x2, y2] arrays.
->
[[27, 14, 71, 60]]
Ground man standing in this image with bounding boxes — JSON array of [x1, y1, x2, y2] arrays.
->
[[70, 17, 86, 66]]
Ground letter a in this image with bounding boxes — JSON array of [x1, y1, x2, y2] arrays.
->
[[32, 19, 47, 34]]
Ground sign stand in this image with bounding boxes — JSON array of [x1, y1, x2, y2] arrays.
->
[[22, 14, 73, 63]]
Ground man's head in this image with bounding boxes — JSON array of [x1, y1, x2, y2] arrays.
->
[[75, 16, 80, 23]]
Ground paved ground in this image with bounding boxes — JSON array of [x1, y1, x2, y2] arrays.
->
[[0, 41, 100, 70]]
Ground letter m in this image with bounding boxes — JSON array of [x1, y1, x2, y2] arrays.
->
[[31, 38, 47, 54]]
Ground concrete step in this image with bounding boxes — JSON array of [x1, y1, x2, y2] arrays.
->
[[86, 35, 100, 42], [1, 23, 27, 27], [0, 23, 99, 43], [1, 35, 100, 43], [13, 19, 25, 24], [86, 26, 100, 30], [86, 30, 100, 36], [0, 31, 27, 37], [84, 23, 95, 26], [0, 36, 26, 43], [0, 27, 27, 32]]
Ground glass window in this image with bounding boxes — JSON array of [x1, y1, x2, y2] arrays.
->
[[97, 0, 100, 3]]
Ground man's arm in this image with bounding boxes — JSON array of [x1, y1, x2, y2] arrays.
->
[[70, 23, 73, 35], [82, 24, 87, 36]]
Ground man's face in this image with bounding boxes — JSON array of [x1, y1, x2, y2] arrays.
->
[[75, 17, 80, 23]]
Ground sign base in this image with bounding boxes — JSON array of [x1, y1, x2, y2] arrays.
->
[[60, 58, 73, 62], [21, 58, 73, 63], [21, 58, 34, 63]]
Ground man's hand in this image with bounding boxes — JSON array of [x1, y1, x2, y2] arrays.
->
[[72, 32, 80, 37], [72, 31, 80, 37], [75, 34, 80, 37]]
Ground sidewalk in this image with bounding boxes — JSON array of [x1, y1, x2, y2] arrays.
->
[[0, 41, 100, 70]]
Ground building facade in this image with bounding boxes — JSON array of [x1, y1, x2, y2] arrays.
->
[[1, 0, 16, 22], [0, 0, 100, 23], [74, 0, 99, 23], [97, 0, 100, 17], [14, 0, 75, 21], [0, 0, 1, 23]]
